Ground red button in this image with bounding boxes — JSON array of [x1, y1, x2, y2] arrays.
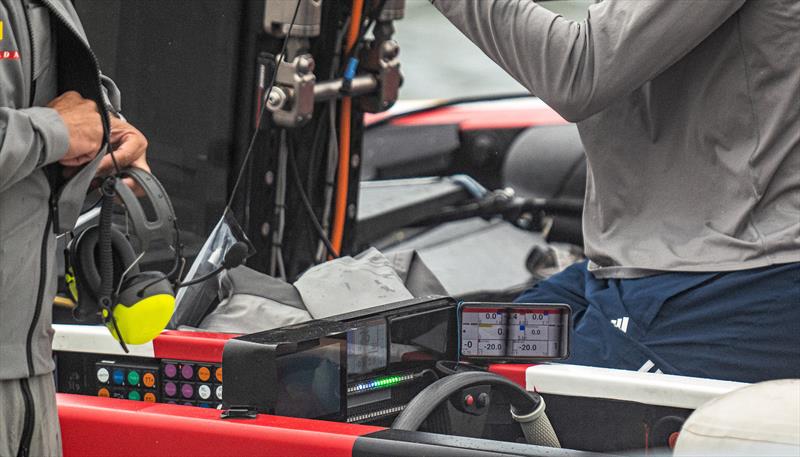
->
[[464, 394, 475, 407]]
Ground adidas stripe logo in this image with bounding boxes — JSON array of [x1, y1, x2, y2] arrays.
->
[[610, 316, 629, 333], [638, 359, 663, 374]]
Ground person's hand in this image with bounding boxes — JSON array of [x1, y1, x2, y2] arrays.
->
[[48, 91, 104, 167], [96, 115, 150, 177]]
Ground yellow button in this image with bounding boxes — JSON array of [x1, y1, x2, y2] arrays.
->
[[142, 372, 156, 388], [143, 392, 157, 403], [198, 367, 211, 382], [97, 388, 110, 398], [215, 367, 222, 383]]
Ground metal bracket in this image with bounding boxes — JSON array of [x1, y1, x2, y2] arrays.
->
[[359, 35, 401, 113], [221, 406, 259, 420], [267, 54, 316, 127]]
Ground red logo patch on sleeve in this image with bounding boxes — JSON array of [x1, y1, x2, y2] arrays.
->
[[0, 50, 20, 60]]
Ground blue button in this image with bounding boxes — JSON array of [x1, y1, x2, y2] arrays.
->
[[198, 402, 211, 408], [112, 369, 125, 385]]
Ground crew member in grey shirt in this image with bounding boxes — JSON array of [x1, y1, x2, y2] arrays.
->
[[432, 0, 799, 382]]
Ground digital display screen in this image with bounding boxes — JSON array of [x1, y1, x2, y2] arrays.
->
[[274, 341, 343, 419], [390, 307, 455, 364], [460, 304, 569, 360], [347, 318, 388, 376]]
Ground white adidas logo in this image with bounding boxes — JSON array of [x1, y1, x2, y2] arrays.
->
[[610, 316, 630, 333], [638, 359, 663, 374]]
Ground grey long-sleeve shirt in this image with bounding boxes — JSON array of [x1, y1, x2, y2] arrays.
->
[[432, 0, 800, 278]]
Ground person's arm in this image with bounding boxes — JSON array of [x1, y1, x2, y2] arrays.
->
[[0, 104, 70, 192], [431, 0, 745, 122]]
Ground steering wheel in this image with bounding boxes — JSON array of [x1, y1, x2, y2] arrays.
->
[[392, 371, 561, 448]]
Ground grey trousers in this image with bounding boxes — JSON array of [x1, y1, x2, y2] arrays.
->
[[0, 374, 62, 457]]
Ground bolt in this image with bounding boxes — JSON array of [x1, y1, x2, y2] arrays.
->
[[297, 56, 315, 74], [267, 87, 287, 110], [260, 222, 271, 238], [381, 41, 399, 59], [348, 204, 357, 219], [265, 171, 274, 186], [351, 154, 360, 168]]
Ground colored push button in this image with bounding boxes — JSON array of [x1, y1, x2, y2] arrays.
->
[[215, 385, 223, 401], [198, 403, 211, 408], [127, 370, 140, 386], [215, 367, 223, 383], [181, 364, 194, 380], [164, 363, 178, 379], [112, 369, 125, 385], [164, 381, 178, 398], [144, 392, 157, 403], [181, 384, 194, 399], [96, 367, 110, 383], [142, 372, 156, 388], [128, 391, 141, 401], [197, 366, 211, 382], [464, 394, 475, 407], [198, 384, 211, 400], [97, 388, 110, 398]]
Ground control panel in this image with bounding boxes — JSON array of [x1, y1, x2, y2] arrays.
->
[[161, 360, 223, 408], [55, 345, 225, 409], [93, 360, 159, 402], [459, 303, 570, 362]]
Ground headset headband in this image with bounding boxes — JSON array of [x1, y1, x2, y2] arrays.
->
[[114, 168, 177, 252]]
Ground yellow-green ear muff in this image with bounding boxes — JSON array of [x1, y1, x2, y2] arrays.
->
[[106, 294, 175, 345], [110, 271, 176, 345]]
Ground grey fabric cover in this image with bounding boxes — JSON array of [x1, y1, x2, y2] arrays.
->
[[295, 248, 414, 319], [384, 250, 448, 297], [197, 266, 312, 334]]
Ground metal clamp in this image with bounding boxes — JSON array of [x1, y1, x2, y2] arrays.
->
[[359, 36, 401, 113], [267, 54, 316, 127]]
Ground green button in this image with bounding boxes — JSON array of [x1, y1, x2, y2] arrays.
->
[[127, 370, 140, 386], [128, 390, 141, 401]]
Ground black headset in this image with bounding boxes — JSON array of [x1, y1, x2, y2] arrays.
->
[[66, 168, 250, 352], [66, 168, 181, 351]]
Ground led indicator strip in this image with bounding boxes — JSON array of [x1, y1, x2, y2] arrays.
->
[[347, 404, 406, 423], [347, 373, 415, 394]]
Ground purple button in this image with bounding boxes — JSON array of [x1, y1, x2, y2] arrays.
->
[[164, 363, 177, 379], [164, 382, 177, 397], [181, 364, 194, 380], [181, 384, 194, 399]]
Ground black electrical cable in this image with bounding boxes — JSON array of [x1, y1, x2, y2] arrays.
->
[[305, 106, 329, 194], [225, 0, 303, 212], [287, 137, 340, 259]]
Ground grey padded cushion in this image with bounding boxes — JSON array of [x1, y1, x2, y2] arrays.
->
[[197, 266, 312, 333], [502, 124, 586, 201]]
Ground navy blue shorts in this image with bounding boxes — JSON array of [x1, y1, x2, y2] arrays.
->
[[515, 261, 800, 383]]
